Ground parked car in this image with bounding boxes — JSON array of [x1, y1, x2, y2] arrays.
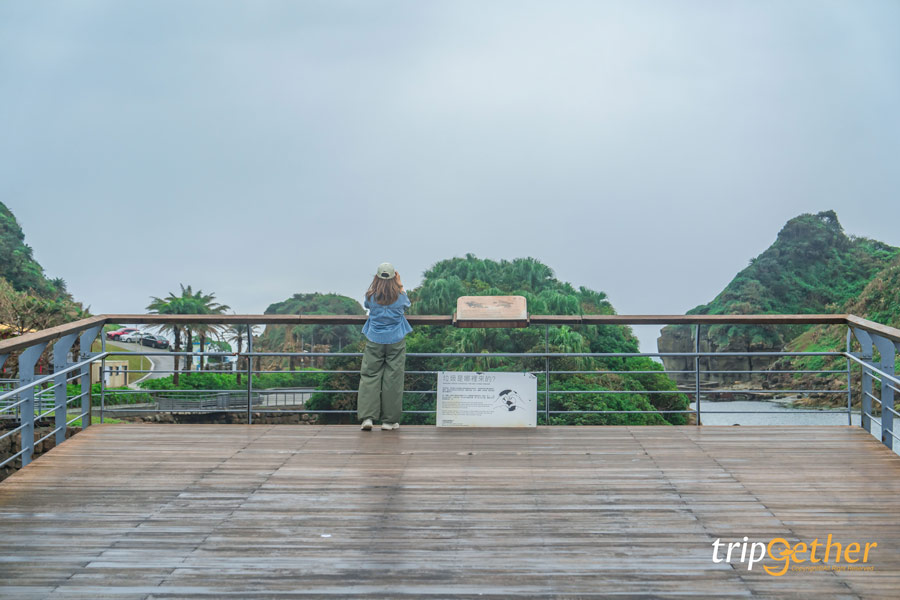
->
[[107, 328, 139, 341], [140, 334, 170, 349], [122, 331, 146, 343]]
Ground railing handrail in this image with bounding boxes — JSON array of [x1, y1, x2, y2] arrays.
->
[[0, 316, 106, 355], [104, 313, 852, 325], [846, 353, 900, 388], [2, 312, 897, 355], [846, 314, 900, 345], [0, 352, 110, 404]]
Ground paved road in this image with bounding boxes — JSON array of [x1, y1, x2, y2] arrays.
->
[[104, 339, 310, 406], [105, 340, 174, 386]]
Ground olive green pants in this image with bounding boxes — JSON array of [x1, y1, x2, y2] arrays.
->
[[357, 338, 406, 423]]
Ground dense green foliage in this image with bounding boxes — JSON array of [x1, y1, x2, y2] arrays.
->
[[0, 202, 65, 297], [842, 257, 900, 329], [57, 371, 329, 406], [0, 203, 87, 356], [138, 371, 327, 392], [64, 382, 152, 406], [307, 255, 688, 425], [776, 255, 900, 404]]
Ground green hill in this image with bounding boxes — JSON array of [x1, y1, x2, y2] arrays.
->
[[0, 202, 87, 341], [255, 293, 366, 369], [657, 210, 899, 392]]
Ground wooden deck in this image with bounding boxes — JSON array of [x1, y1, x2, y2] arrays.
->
[[2, 424, 900, 599]]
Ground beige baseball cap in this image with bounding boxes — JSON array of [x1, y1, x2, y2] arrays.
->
[[376, 262, 396, 279]]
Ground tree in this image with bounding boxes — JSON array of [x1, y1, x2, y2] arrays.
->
[[146, 284, 229, 382], [224, 322, 258, 384], [147, 291, 189, 385], [0, 277, 82, 336], [0, 277, 86, 375], [183, 287, 230, 370]]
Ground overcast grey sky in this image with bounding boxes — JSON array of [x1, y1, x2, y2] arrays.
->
[[2, 0, 899, 351]]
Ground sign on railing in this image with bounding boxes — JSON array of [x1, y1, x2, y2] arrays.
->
[[453, 296, 528, 328]]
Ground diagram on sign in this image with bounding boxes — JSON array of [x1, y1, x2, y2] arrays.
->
[[494, 389, 532, 412]]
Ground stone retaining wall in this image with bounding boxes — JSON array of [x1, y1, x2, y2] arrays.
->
[[138, 412, 321, 425]]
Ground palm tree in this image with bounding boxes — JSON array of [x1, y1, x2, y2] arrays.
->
[[176, 285, 203, 373], [146, 292, 190, 385], [184, 288, 230, 370], [49, 277, 68, 295], [147, 284, 230, 382], [225, 322, 257, 384], [168, 285, 230, 372]]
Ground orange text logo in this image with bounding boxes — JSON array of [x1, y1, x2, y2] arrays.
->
[[712, 535, 877, 576]]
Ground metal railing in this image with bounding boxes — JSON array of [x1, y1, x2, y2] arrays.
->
[[0, 318, 106, 469], [0, 312, 898, 471]]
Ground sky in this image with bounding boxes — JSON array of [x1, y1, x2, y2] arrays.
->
[[2, 0, 899, 351]]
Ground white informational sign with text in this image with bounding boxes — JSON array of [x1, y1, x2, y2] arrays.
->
[[437, 372, 537, 427]]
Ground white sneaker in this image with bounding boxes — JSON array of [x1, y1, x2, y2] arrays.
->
[[360, 418, 373, 431], [381, 422, 399, 430]]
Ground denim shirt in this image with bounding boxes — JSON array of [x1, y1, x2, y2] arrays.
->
[[362, 292, 413, 344]]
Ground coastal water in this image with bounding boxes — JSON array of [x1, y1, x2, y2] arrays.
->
[[690, 399, 861, 426], [688, 398, 900, 454]]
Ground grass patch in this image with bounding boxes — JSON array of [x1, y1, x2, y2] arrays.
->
[[68, 415, 125, 427]]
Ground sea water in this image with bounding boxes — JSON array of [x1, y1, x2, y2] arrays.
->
[[689, 399, 861, 426]]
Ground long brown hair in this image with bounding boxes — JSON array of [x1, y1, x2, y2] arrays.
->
[[366, 274, 404, 306]]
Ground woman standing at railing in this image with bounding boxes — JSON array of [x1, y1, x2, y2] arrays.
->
[[358, 262, 412, 431]]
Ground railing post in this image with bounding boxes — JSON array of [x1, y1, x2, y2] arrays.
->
[[0, 354, 6, 421], [0, 353, 7, 416], [852, 328, 874, 434], [544, 325, 550, 426], [100, 334, 106, 424], [18, 342, 47, 468], [846, 328, 852, 426], [873, 335, 897, 450], [78, 326, 102, 428], [694, 324, 701, 426], [246, 325, 253, 424], [52, 333, 78, 446]]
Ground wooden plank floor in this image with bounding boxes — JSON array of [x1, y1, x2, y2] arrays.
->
[[2, 425, 900, 599]]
